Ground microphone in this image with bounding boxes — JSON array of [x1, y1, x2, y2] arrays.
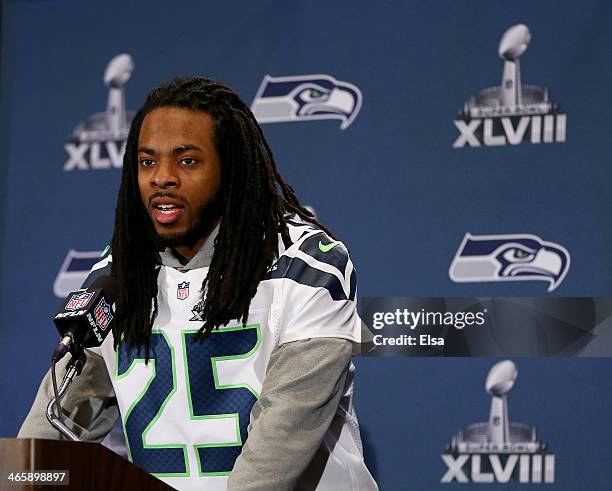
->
[[52, 275, 119, 361]]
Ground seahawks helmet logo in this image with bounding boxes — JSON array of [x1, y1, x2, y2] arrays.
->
[[251, 74, 362, 130], [449, 233, 570, 292], [54, 249, 105, 298]]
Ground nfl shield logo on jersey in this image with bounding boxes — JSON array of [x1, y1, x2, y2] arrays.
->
[[177, 281, 190, 301], [65, 291, 94, 311]]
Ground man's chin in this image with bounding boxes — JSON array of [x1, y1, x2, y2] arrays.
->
[[147, 202, 223, 251], [154, 230, 195, 249]]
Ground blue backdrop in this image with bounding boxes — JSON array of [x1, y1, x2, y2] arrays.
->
[[1, 1, 611, 489]]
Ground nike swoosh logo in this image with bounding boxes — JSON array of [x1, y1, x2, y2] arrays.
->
[[319, 240, 339, 253]]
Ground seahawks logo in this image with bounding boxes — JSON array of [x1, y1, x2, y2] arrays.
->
[[449, 233, 570, 292], [54, 249, 105, 298], [251, 74, 362, 130]]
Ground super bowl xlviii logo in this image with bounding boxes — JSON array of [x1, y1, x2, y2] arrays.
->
[[190, 300, 205, 322], [251, 74, 362, 130], [453, 24, 566, 148], [449, 233, 570, 292], [63, 54, 135, 171], [441, 360, 555, 484]]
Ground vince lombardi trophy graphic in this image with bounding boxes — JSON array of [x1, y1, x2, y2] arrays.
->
[[104, 54, 134, 140], [459, 24, 558, 119], [454, 23, 565, 147], [70, 53, 135, 143], [498, 25, 530, 109], [485, 359, 517, 444], [442, 360, 555, 483], [447, 359, 550, 454]]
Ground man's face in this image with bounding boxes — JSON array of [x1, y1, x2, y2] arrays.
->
[[138, 107, 222, 255]]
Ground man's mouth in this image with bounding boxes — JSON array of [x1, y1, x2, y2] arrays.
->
[[150, 198, 185, 225]]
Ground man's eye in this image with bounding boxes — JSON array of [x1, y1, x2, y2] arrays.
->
[[181, 158, 196, 166], [140, 159, 155, 167]]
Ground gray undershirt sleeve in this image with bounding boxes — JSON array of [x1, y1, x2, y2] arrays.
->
[[227, 337, 353, 491], [17, 348, 118, 442]]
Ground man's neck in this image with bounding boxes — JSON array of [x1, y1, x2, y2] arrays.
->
[[160, 220, 220, 271], [175, 218, 221, 261]]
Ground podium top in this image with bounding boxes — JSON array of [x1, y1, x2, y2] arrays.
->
[[0, 438, 173, 490]]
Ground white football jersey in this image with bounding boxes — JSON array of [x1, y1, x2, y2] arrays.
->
[[88, 217, 376, 490]]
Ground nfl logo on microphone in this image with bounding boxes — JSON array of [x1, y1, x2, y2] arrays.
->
[[66, 291, 94, 311], [93, 299, 113, 331], [177, 282, 190, 301]]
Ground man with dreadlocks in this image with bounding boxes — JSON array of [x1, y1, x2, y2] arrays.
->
[[19, 77, 377, 491]]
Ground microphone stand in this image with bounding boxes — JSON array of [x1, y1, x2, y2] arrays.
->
[[45, 350, 87, 442]]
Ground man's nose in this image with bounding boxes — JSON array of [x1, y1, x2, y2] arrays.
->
[[152, 161, 179, 188]]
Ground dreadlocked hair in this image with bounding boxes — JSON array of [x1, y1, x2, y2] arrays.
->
[[111, 76, 334, 360]]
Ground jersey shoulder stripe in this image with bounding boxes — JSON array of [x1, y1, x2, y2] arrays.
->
[[298, 231, 349, 276], [285, 217, 317, 244], [267, 217, 357, 301], [264, 255, 348, 301], [285, 217, 350, 275]]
